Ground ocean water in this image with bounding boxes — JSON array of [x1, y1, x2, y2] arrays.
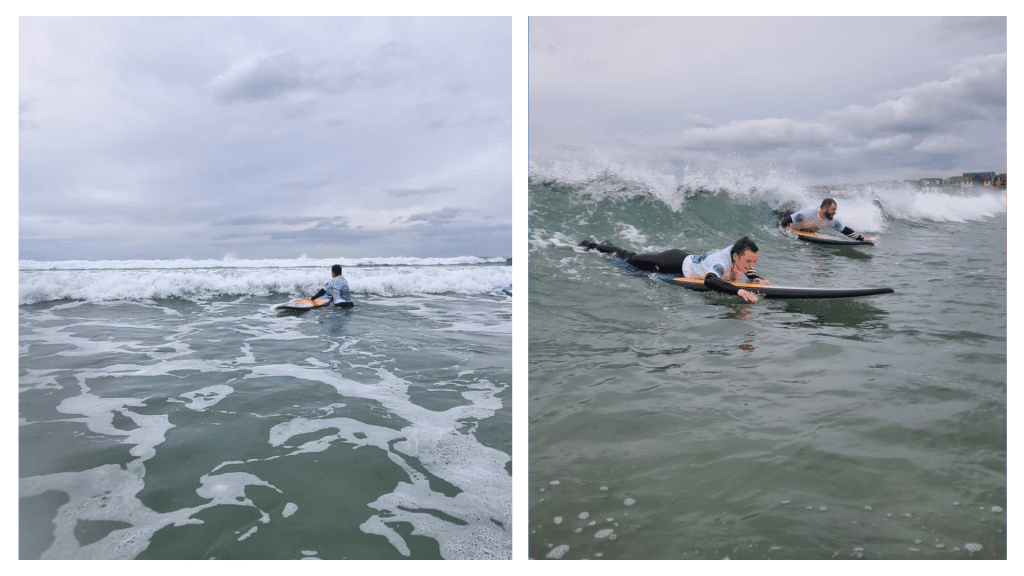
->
[[527, 165, 1006, 560], [19, 257, 512, 559]]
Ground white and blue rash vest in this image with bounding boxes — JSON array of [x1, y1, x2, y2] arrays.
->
[[789, 205, 844, 232], [322, 275, 352, 304]]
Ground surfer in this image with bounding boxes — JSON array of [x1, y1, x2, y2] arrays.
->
[[309, 264, 354, 308], [777, 199, 875, 243], [579, 236, 769, 303]]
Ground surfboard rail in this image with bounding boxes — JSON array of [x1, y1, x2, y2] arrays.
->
[[793, 230, 874, 246], [274, 298, 331, 311], [667, 276, 894, 299]]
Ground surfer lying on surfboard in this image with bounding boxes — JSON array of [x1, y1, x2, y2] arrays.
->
[[580, 236, 769, 303], [309, 264, 355, 308], [776, 198, 875, 243]]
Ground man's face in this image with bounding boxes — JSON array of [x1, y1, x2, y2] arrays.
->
[[823, 205, 837, 220], [732, 249, 758, 275]]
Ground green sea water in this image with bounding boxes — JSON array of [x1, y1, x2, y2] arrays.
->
[[19, 261, 512, 559], [528, 173, 1006, 560]]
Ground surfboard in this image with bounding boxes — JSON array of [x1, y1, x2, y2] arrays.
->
[[792, 230, 874, 246], [274, 298, 330, 311], [666, 276, 894, 299]]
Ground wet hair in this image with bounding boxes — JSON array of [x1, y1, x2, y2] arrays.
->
[[731, 236, 759, 257], [821, 198, 837, 209], [331, 264, 342, 276]]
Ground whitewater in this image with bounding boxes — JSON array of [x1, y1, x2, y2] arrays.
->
[[19, 256, 512, 559]]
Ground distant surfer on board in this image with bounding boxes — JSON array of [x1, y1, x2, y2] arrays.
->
[[776, 198, 874, 243], [309, 264, 354, 309], [580, 236, 769, 303]]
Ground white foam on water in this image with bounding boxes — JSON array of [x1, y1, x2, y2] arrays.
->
[[595, 529, 614, 539], [21, 290, 510, 559], [546, 544, 570, 559], [179, 385, 234, 411], [19, 262, 512, 305], [623, 498, 636, 506], [965, 543, 983, 552], [554, 516, 563, 524], [19, 460, 285, 558], [579, 512, 590, 520], [253, 363, 511, 559], [283, 503, 298, 518]]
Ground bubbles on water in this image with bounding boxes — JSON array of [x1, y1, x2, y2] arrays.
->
[[579, 512, 590, 520], [623, 498, 636, 506], [595, 529, 614, 539], [550, 480, 560, 485], [554, 516, 562, 524], [965, 543, 983, 552], [991, 506, 1003, 514]]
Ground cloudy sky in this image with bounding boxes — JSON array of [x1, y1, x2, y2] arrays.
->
[[19, 17, 512, 261], [529, 16, 1007, 184]]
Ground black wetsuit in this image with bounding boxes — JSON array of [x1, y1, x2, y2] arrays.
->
[[579, 240, 760, 296], [578, 241, 691, 274]]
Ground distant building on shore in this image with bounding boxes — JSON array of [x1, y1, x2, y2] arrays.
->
[[915, 171, 1006, 189]]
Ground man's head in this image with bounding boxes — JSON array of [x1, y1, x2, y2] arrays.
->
[[820, 198, 838, 220], [331, 264, 342, 277], [730, 236, 759, 275]]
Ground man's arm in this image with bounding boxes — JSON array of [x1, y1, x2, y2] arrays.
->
[[310, 288, 327, 301], [704, 274, 758, 303], [744, 269, 771, 285], [839, 226, 874, 242], [839, 226, 863, 240]]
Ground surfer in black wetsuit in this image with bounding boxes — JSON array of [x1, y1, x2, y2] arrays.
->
[[775, 198, 875, 243], [579, 237, 769, 303]]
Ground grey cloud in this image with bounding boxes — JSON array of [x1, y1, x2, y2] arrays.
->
[[828, 52, 1006, 136], [386, 187, 454, 197], [678, 118, 835, 151], [20, 17, 512, 261], [938, 17, 1006, 39], [19, 98, 39, 130], [406, 207, 462, 224], [208, 50, 307, 102]]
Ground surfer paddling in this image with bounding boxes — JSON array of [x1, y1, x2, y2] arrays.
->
[[777, 198, 874, 243], [309, 264, 354, 308], [580, 236, 769, 303]]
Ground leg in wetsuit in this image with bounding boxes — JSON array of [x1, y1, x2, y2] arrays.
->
[[579, 240, 692, 275]]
